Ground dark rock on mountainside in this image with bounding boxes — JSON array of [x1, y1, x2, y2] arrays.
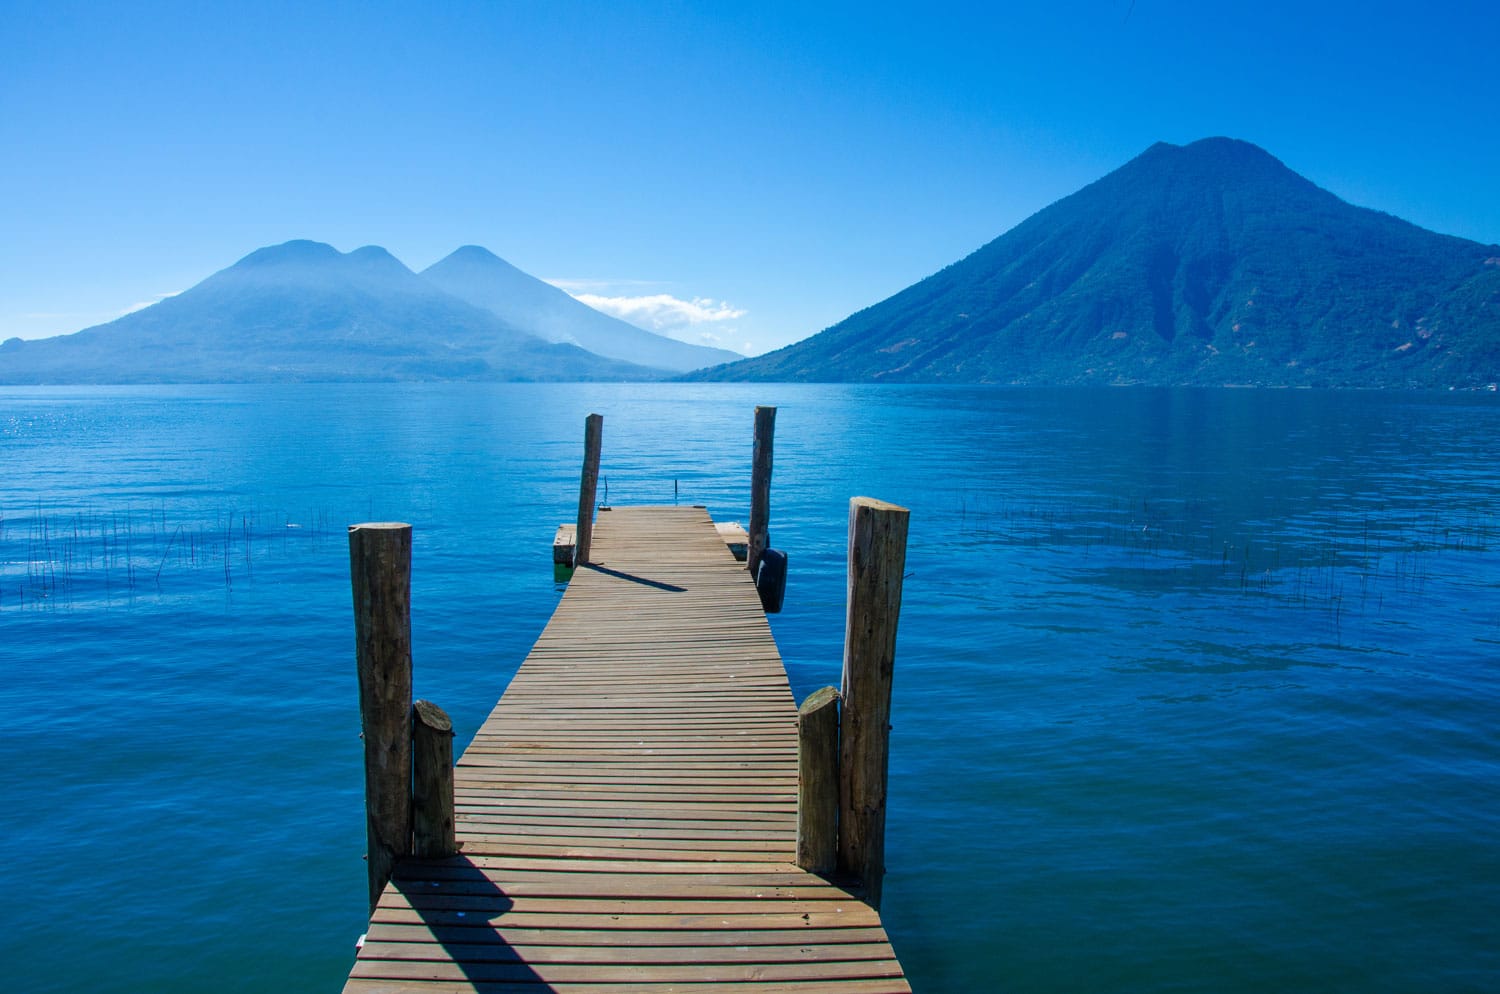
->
[[0, 240, 663, 383], [690, 138, 1500, 387], [420, 246, 740, 373]]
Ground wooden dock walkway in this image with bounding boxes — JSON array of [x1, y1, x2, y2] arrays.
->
[[345, 505, 911, 993]]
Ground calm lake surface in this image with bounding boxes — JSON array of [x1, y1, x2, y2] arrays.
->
[[3, 383, 1498, 993]]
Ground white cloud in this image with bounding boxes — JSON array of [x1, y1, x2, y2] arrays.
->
[[573, 293, 747, 332], [119, 291, 181, 316]]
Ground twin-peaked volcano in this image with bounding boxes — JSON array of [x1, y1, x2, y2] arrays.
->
[[0, 241, 736, 382], [692, 138, 1500, 387]]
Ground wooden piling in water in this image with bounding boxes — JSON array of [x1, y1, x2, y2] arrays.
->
[[411, 699, 456, 859], [748, 405, 775, 576], [349, 521, 413, 915], [575, 413, 603, 566], [796, 685, 840, 875], [838, 497, 909, 911]]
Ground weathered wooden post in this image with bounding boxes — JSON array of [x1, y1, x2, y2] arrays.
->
[[748, 405, 775, 576], [796, 685, 840, 874], [837, 497, 909, 910], [349, 522, 413, 915], [411, 699, 457, 859], [575, 413, 603, 566]]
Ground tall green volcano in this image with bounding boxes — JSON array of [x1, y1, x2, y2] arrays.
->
[[692, 138, 1500, 387]]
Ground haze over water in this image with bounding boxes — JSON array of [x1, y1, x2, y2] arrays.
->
[[3, 383, 1497, 992]]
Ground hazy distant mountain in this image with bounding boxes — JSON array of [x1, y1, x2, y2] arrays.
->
[[691, 138, 1500, 387], [0, 240, 662, 383], [420, 245, 741, 372]]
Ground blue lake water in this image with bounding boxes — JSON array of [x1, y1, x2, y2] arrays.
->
[[2, 383, 1498, 993]]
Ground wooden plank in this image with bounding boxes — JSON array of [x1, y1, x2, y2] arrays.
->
[[364, 923, 894, 946], [393, 863, 859, 887], [368, 908, 887, 932], [453, 841, 794, 862], [357, 940, 901, 965], [345, 506, 908, 993], [403, 856, 812, 874], [346, 978, 912, 994], [377, 891, 869, 917], [348, 959, 908, 984]]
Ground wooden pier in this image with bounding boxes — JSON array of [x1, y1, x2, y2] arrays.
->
[[345, 408, 910, 992], [345, 504, 911, 992]]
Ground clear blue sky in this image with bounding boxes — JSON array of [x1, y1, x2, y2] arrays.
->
[[3, 0, 1496, 354]]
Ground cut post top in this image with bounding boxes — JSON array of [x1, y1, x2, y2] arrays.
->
[[849, 497, 908, 514], [349, 521, 412, 532], [413, 698, 453, 733], [799, 685, 841, 714]]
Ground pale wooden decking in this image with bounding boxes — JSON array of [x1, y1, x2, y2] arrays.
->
[[345, 505, 910, 993]]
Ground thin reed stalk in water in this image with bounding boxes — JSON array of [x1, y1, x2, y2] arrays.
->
[[155, 525, 184, 587]]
